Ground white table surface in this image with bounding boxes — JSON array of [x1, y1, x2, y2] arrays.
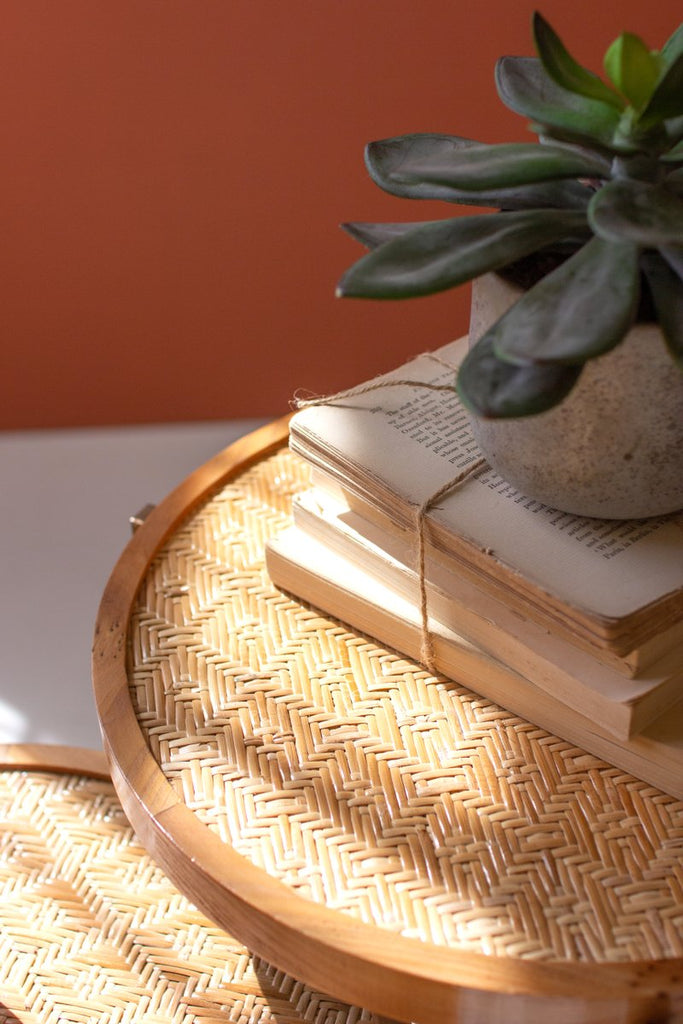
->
[[0, 419, 266, 749]]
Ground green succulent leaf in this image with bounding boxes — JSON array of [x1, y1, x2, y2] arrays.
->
[[456, 335, 583, 418], [639, 52, 683, 125], [662, 139, 683, 162], [336, 209, 588, 300], [341, 222, 419, 250], [535, 133, 613, 167], [588, 178, 683, 246], [533, 11, 624, 109], [665, 117, 683, 146], [660, 246, 683, 279], [496, 56, 627, 151], [365, 134, 592, 209], [385, 141, 608, 190], [661, 21, 683, 68], [492, 237, 639, 364], [641, 250, 683, 367], [604, 33, 663, 111]]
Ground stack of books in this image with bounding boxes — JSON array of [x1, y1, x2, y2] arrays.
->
[[265, 337, 683, 796]]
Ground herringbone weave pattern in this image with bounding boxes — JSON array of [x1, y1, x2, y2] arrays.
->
[[0, 764, 370, 1023], [128, 447, 683, 964]]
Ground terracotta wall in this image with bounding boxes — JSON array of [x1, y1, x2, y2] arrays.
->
[[1, 0, 680, 429]]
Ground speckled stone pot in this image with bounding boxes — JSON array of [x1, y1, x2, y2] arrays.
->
[[468, 272, 683, 519]]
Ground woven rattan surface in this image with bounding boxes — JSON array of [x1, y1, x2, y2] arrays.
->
[[125, 443, 683, 966], [0, 746, 369, 1024]]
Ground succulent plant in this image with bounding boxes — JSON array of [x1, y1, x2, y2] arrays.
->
[[337, 12, 683, 417]]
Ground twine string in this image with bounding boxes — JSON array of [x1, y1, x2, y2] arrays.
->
[[292, 350, 460, 410], [292, 354, 489, 675], [414, 458, 487, 672], [293, 378, 456, 409]]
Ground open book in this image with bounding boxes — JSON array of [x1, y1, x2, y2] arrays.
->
[[288, 337, 683, 675]]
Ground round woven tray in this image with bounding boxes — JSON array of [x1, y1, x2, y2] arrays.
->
[[93, 419, 683, 1024], [0, 743, 368, 1024]]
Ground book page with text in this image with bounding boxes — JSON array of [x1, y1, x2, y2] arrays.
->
[[290, 338, 683, 622]]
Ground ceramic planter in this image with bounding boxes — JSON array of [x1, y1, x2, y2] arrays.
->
[[468, 272, 683, 519]]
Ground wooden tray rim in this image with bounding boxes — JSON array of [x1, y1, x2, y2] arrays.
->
[[0, 742, 109, 778], [90, 416, 683, 1022]]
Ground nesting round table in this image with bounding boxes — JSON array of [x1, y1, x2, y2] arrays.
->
[[92, 418, 683, 1024]]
